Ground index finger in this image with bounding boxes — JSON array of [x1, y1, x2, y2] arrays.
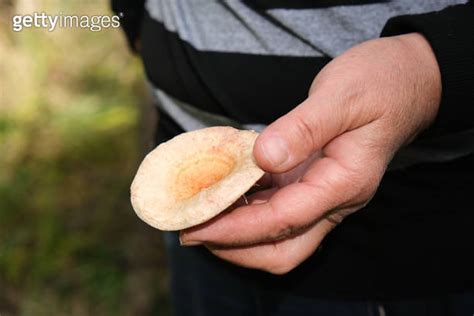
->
[[180, 123, 387, 247], [180, 156, 358, 246]]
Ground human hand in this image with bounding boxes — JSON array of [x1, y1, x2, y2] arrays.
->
[[180, 33, 441, 274]]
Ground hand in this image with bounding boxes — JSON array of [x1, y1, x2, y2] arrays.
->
[[180, 33, 442, 274]]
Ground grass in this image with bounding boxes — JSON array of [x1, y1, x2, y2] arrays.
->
[[0, 1, 170, 315]]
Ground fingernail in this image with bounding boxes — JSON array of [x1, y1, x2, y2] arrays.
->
[[179, 233, 202, 247], [260, 134, 289, 167]]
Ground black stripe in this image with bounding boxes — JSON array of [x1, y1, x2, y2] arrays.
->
[[140, 11, 331, 125], [242, 0, 389, 10], [154, 109, 185, 143]]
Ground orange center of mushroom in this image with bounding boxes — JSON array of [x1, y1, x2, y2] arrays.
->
[[174, 152, 236, 200]]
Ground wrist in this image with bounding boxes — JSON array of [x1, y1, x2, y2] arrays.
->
[[395, 33, 442, 130]]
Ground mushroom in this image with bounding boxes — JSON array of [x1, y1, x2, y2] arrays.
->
[[130, 126, 265, 231]]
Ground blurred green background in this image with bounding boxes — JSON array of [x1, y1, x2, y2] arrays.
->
[[0, 1, 170, 315]]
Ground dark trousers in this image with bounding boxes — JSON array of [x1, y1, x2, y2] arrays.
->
[[163, 232, 473, 316]]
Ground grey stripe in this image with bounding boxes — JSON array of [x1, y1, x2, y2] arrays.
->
[[145, 0, 321, 56], [267, 1, 466, 57], [145, 0, 466, 57], [150, 84, 266, 133]]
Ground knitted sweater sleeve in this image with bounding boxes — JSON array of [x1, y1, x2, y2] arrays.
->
[[381, 1, 474, 136]]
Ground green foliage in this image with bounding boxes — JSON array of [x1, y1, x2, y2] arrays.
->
[[0, 1, 170, 315]]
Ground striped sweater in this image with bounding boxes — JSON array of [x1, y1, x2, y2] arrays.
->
[[112, 0, 474, 298]]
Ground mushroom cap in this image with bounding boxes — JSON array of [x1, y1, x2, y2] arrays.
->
[[130, 126, 265, 231]]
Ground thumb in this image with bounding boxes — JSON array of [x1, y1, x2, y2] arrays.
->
[[254, 94, 349, 173]]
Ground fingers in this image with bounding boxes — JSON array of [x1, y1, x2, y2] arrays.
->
[[270, 150, 322, 188], [206, 216, 337, 274], [180, 156, 364, 247], [180, 121, 387, 247], [254, 95, 346, 174]]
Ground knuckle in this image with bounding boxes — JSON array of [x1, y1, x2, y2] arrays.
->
[[266, 259, 295, 275], [346, 176, 372, 204], [275, 226, 295, 241], [267, 265, 294, 275], [258, 243, 297, 275], [269, 202, 299, 241], [353, 182, 379, 207], [292, 113, 320, 153], [341, 163, 384, 205], [326, 211, 346, 225]]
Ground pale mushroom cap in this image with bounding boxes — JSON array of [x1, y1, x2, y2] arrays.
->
[[130, 126, 265, 231]]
